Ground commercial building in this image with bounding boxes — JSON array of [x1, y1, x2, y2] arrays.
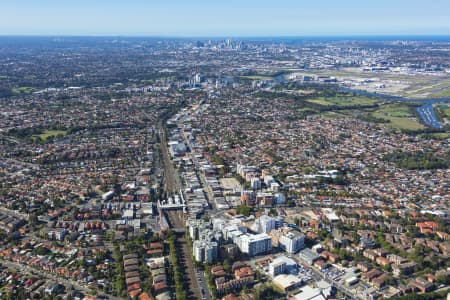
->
[[269, 260, 286, 277], [291, 280, 335, 300], [272, 274, 303, 292], [279, 231, 305, 253], [299, 248, 320, 265], [269, 256, 298, 277], [168, 141, 187, 157]]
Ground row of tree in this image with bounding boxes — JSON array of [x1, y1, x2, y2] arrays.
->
[[167, 230, 188, 300], [383, 151, 449, 170]]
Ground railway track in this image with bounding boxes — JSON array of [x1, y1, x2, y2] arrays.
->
[[158, 124, 202, 300]]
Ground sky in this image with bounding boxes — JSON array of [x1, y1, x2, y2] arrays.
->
[[1, 0, 450, 36]]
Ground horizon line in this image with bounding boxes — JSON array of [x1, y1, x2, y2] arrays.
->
[[1, 33, 450, 39]]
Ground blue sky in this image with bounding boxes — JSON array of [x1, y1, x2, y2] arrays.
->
[[1, 0, 450, 36]]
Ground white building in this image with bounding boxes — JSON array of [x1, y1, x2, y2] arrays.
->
[[271, 182, 281, 192], [193, 240, 204, 262], [279, 231, 305, 254], [236, 233, 272, 256], [189, 225, 198, 240], [250, 177, 261, 190], [264, 175, 275, 186], [274, 192, 285, 204], [322, 208, 339, 223], [188, 218, 222, 264], [269, 260, 286, 277], [223, 224, 246, 242], [269, 256, 298, 277], [299, 248, 320, 265], [273, 274, 303, 292], [194, 73, 202, 84], [257, 215, 276, 234], [205, 242, 218, 263], [291, 280, 334, 300], [188, 218, 211, 240], [193, 240, 218, 264], [102, 190, 114, 201]]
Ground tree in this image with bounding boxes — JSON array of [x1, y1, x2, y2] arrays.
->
[[28, 213, 38, 226], [236, 205, 252, 217], [35, 245, 51, 256], [223, 259, 231, 273], [437, 275, 450, 285], [254, 284, 283, 300], [8, 286, 26, 300], [115, 275, 125, 294], [255, 270, 263, 281]]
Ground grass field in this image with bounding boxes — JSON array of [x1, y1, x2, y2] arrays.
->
[[443, 108, 450, 118], [434, 89, 450, 98], [422, 132, 450, 139], [297, 107, 315, 112], [277, 88, 316, 95], [12, 86, 35, 94], [33, 130, 67, 142], [377, 104, 412, 117], [373, 114, 425, 130], [307, 98, 332, 106], [306, 96, 380, 107], [319, 111, 346, 119], [437, 104, 450, 118], [371, 104, 425, 130]]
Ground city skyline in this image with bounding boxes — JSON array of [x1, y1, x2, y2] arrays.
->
[[1, 0, 450, 36]]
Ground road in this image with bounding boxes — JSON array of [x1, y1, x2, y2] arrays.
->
[[1, 156, 40, 170], [177, 105, 215, 211], [0, 258, 121, 300], [0, 206, 29, 221], [177, 233, 206, 300], [197, 269, 211, 300]]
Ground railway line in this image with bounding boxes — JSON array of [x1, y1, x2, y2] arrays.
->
[[159, 123, 202, 300]]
